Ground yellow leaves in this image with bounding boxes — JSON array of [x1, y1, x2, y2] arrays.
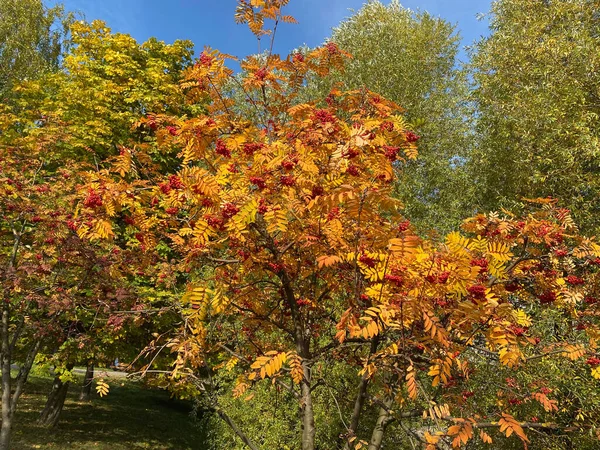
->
[[287, 352, 304, 384], [447, 421, 473, 448], [531, 392, 558, 412], [592, 366, 600, 380], [487, 241, 513, 262], [93, 219, 114, 240], [249, 351, 287, 380], [423, 311, 449, 347], [405, 365, 418, 400], [446, 231, 471, 254], [232, 380, 250, 398], [388, 235, 420, 259], [513, 310, 532, 327], [498, 413, 529, 443], [423, 403, 450, 420], [561, 343, 585, 360], [264, 208, 287, 234], [317, 254, 341, 268], [182, 286, 229, 321], [428, 357, 453, 387], [228, 198, 258, 237], [479, 430, 493, 444], [96, 379, 110, 397]]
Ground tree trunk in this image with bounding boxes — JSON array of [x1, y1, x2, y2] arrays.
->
[[300, 370, 316, 450], [0, 303, 13, 450], [367, 399, 393, 450], [79, 363, 94, 402], [38, 364, 74, 427]]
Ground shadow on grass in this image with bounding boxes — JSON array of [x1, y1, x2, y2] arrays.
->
[[10, 375, 209, 450]]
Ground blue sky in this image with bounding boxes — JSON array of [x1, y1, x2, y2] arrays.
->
[[50, 0, 492, 63]]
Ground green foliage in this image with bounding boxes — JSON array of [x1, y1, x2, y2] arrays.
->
[[306, 0, 473, 234], [0, 0, 71, 100], [470, 0, 600, 233]]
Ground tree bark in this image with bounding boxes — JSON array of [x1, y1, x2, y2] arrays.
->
[[38, 364, 74, 427], [342, 337, 379, 450], [0, 303, 13, 450], [367, 399, 393, 450], [79, 363, 94, 402]]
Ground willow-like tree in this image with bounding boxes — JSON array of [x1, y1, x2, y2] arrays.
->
[[470, 0, 600, 233]]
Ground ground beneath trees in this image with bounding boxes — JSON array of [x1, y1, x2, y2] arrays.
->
[[10, 373, 207, 449]]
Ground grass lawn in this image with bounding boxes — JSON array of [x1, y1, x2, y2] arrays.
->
[[9, 372, 208, 449]]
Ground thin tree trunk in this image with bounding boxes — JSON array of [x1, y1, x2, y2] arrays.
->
[[0, 303, 13, 450], [79, 363, 94, 402], [214, 405, 260, 450], [342, 337, 379, 450], [38, 364, 74, 427], [367, 399, 393, 450], [300, 365, 316, 450]]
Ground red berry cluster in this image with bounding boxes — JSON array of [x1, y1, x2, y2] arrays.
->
[[566, 275, 584, 286], [384, 274, 403, 286], [215, 139, 231, 158], [166, 125, 178, 136], [346, 165, 360, 176], [397, 220, 410, 232], [586, 357, 600, 366], [198, 52, 213, 67], [205, 215, 225, 230], [538, 291, 556, 304], [359, 254, 377, 268], [165, 207, 179, 215], [243, 142, 264, 156], [383, 145, 400, 161], [344, 148, 360, 159], [292, 53, 304, 63], [84, 189, 103, 208], [468, 284, 487, 300], [221, 203, 239, 219], [249, 176, 266, 190], [380, 121, 394, 132], [313, 109, 335, 123], [470, 257, 488, 271], [281, 158, 297, 170], [405, 131, 420, 142], [280, 175, 296, 186], [255, 67, 268, 81], [311, 185, 324, 198], [325, 42, 340, 55]]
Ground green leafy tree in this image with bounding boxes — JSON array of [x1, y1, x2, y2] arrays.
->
[[307, 0, 473, 233], [0, 0, 71, 100], [470, 0, 600, 233]]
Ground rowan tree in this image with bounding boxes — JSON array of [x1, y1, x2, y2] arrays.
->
[[78, 1, 600, 449]]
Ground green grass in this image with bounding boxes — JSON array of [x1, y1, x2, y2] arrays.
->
[[10, 373, 208, 449]]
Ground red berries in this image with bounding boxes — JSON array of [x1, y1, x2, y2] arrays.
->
[[405, 131, 420, 142], [325, 42, 340, 55], [168, 175, 184, 190], [249, 176, 266, 190], [280, 175, 296, 186], [586, 357, 600, 366], [166, 125, 178, 136], [198, 52, 213, 67], [346, 165, 360, 176], [255, 67, 268, 81], [359, 254, 377, 268], [292, 53, 304, 63], [538, 291, 556, 304], [311, 185, 324, 198], [84, 189, 103, 208], [221, 203, 239, 219], [397, 220, 410, 232], [468, 284, 487, 300], [313, 109, 335, 123], [384, 274, 403, 286], [165, 207, 179, 215], [215, 139, 231, 158], [383, 145, 400, 161], [566, 275, 584, 286], [380, 121, 394, 132], [281, 159, 297, 171], [243, 142, 263, 156]]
